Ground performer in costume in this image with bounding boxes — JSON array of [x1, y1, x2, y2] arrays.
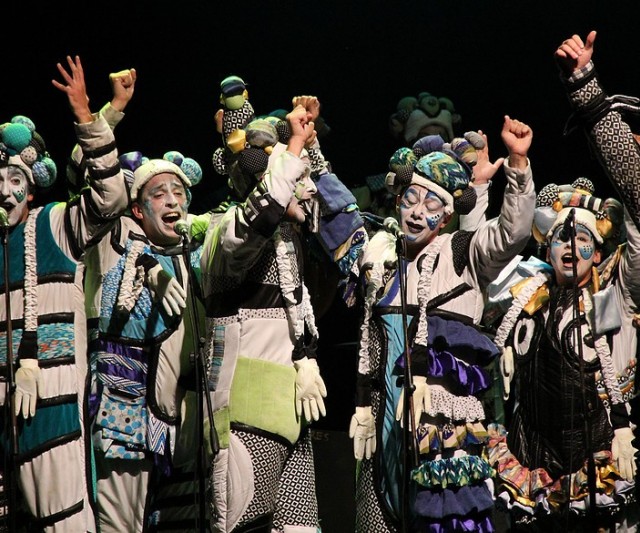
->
[[83, 150, 204, 532], [350, 117, 536, 532], [487, 31, 640, 531], [203, 76, 365, 531], [0, 56, 128, 532]]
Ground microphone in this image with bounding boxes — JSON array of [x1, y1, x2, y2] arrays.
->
[[0, 207, 9, 228], [383, 217, 405, 239], [558, 208, 575, 242], [174, 219, 190, 239]]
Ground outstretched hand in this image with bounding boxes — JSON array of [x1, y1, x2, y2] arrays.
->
[[472, 130, 505, 186], [52, 55, 93, 124], [501, 116, 532, 170], [110, 68, 137, 112], [555, 31, 596, 76]]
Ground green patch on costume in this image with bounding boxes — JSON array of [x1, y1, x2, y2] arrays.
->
[[230, 357, 299, 444], [211, 406, 231, 450]]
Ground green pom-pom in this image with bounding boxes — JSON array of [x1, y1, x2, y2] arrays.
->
[[2, 123, 32, 153], [163, 151, 184, 166], [32, 157, 57, 188], [181, 158, 202, 186], [388, 147, 417, 173], [11, 115, 36, 133]]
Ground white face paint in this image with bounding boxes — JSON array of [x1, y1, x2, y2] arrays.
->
[[284, 175, 317, 224], [0, 165, 31, 227], [548, 223, 600, 286], [132, 172, 188, 246], [398, 184, 448, 257]]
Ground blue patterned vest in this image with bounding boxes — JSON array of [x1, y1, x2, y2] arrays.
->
[[90, 226, 201, 466]]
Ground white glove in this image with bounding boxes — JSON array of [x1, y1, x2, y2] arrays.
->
[[15, 359, 44, 419], [500, 347, 515, 400], [612, 426, 637, 481], [395, 375, 430, 429], [294, 357, 327, 422], [349, 406, 376, 460], [147, 263, 187, 317]]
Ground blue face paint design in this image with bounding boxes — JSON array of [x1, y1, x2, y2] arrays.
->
[[425, 213, 441, 230], [579, 243, 594, 260], [399, 186, 447, 247], [548, 223, 599, 286]]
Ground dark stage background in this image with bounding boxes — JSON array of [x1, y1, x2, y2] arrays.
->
[[4, 2, 640, 527], [5, 0, 640, 213]]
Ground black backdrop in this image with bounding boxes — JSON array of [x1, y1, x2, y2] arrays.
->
[[5, 0, 640, 212], [4, 0, 640, 431]]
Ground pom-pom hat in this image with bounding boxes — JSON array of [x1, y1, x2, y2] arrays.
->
[[0, 116, 57, 189], [385, 132, 485, 215], [125, 151, 202, 201]]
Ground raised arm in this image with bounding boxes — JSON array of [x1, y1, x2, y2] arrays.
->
[[67, 67, 136, 197], [556, 31, 640, 306], [556, 31, 640, 229], [201, 106, 315, 285], [460, 129, 505, 231], [469, 116, 535, 289], [52, 55, 127, 258]]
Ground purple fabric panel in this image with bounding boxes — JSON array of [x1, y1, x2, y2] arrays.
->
[[427, 315, 499, 364], [422, 514, 495, 533], [97, 361, 145, 384], [426, 348, 491, 395], [414, 483, 494, 518], [96, 339, 146, 362]]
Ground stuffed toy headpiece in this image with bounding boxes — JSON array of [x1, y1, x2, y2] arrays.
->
[[212, 75, 293, 200], [0, 115, 57, 189]]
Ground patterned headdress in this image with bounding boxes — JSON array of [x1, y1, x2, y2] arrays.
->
[[533, 178, 623, 247], [385, 132, 484, 215], [211, 75, 294, 201], [0, 116, 57, 189]]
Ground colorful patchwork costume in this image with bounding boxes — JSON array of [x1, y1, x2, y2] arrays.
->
[[203, 78, 364, 532], [353, 136, 535, 532], [488, 60, 640, 529], [84, 153, 205, 532], [0, 114, 126, 531]]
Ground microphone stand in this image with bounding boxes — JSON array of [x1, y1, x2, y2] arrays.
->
[[395, 234, 418, 533], [1, 224, 18, 533], [179, 233, 219, 533], [565, 208, 597, 528]]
